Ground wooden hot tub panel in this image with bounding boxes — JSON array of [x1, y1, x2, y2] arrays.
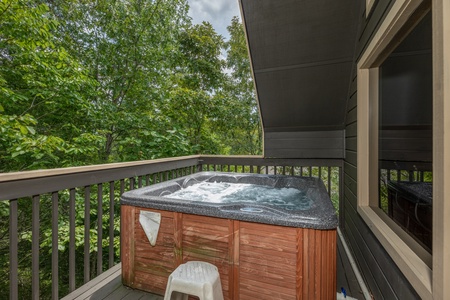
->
[[121, 205, 336, 300]]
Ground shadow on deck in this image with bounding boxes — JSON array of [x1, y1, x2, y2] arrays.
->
[[63, 229, 364, 300]]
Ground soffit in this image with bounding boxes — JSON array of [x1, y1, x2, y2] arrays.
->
[[241, 0, 361, 132]]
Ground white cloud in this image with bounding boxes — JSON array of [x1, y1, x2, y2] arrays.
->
[[187, 0, 241, 39]]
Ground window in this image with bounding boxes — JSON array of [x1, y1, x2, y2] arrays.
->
[[378, 12, 432, 253], [356, 0, 435, 298], [366, 0, 375, 17]]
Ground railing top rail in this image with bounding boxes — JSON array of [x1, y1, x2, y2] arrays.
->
[[0, 155, 344, 183], [0, 155, 202, 183], [199, 155, 344, 167], [0, 155, 344, 201], [0, 156, 201, 201]]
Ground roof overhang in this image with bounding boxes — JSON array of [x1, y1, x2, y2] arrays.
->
[[240, 0, 362, 158]]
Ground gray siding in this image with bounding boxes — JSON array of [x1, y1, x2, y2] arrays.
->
[[264, 130, 345, 158], [342, 1, 420, 298]]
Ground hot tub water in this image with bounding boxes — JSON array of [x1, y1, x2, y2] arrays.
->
[[164, 181, 313, 210]]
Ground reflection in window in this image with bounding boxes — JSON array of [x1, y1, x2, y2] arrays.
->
[[378, 13, 432, 252]]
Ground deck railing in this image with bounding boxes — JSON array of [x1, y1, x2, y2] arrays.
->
[[0, 155, 343, 299]]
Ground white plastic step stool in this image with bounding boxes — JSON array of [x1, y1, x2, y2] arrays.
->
[[163, 261, 224, 300]]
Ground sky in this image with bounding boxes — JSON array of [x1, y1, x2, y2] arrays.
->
[[187, 0, 241, 40]]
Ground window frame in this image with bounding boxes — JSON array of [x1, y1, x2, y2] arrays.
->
[[356, 0, 440, 298], [366, 0, 376, 17]]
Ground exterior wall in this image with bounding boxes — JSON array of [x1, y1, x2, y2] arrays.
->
[[264, 130, 345, 159], [343, 0, 420, 298]]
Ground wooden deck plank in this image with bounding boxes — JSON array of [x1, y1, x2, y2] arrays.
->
[[102, 285, 152, 300], [119, 288, 160, 300], [61, 264, 122, 300], [89, 276, 122, 300], [61, 263, 162, 300], [101, 287, 130, 300]]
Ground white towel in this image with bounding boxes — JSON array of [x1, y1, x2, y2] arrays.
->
[[139, 211, 161, 246]]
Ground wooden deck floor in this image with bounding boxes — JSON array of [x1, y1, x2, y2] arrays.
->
[[61, 264, 162, 300], [63, 233, 363, 300], [337, 234, 363, 299]]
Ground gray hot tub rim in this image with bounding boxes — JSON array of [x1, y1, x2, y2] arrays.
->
[[120, 172, 338, 230]]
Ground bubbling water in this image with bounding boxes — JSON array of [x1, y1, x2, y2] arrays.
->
[[165, 182, 312, 211]]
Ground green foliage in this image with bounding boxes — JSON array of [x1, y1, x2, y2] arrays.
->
[[0, 113, 107, 171], [1, 2, 261, 168], [177, 22, 225, 91], [0, 114, 64, 170], [48, 0, 193, 161], [221, 16, 262, 155], [161, 22, 227, 153], [0, 0, 100, 171], [117, 128, 192, 160]]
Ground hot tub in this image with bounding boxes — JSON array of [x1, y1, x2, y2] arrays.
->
[[121, 172, 338, 299]]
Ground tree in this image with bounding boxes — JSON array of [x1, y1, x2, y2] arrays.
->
[[48, 0, 192, 162], [161, 21, 226, 153], [220, 16, 262, 155], [0, 0, 99, 171]]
